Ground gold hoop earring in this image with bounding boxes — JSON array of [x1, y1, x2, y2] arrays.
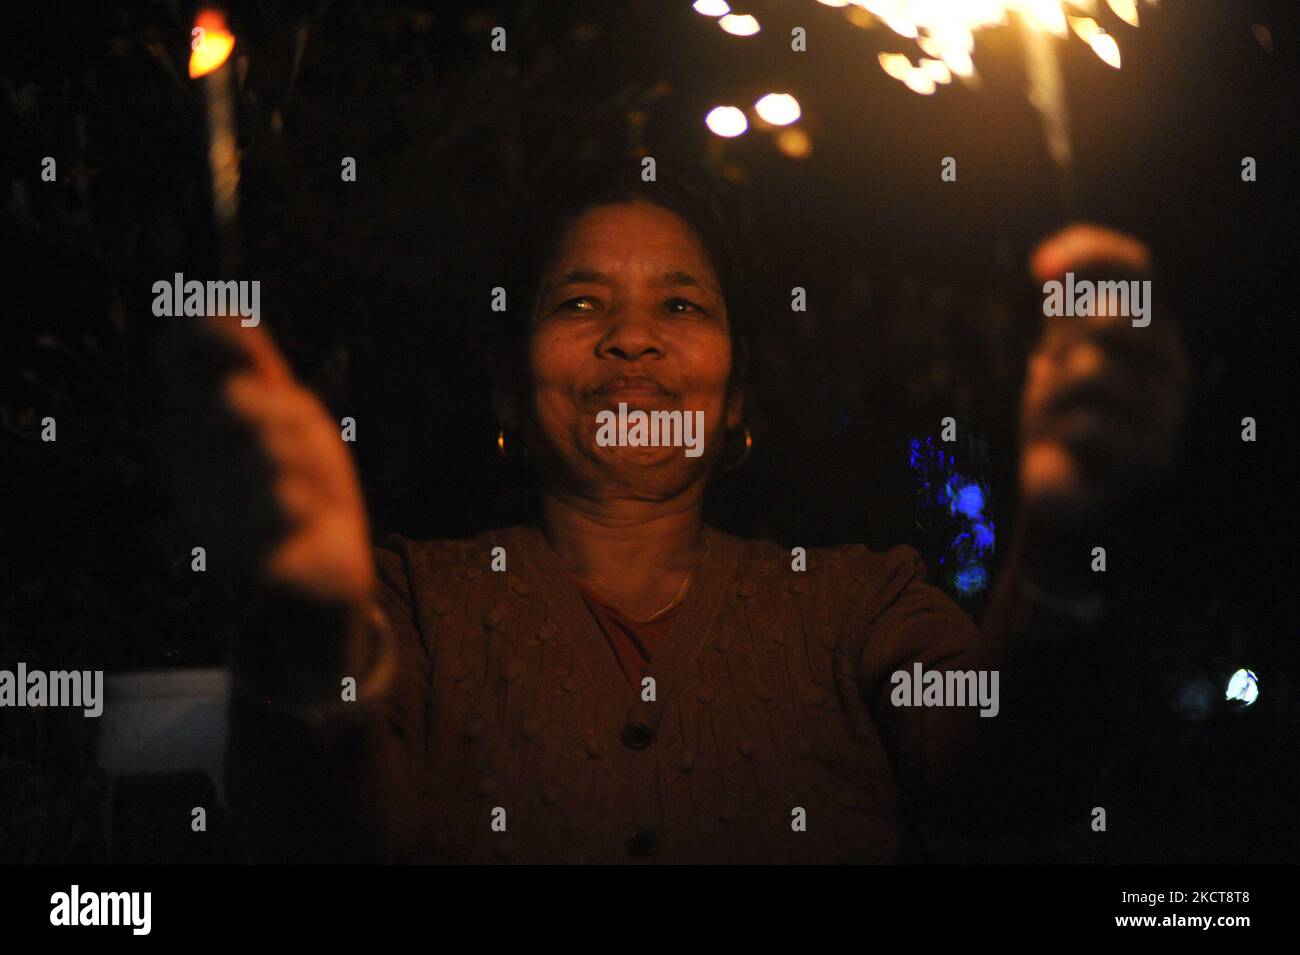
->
[[723, 426, 753, 471], [498, 427, 529, 463]]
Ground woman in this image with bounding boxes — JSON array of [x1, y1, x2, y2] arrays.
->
[[195, 165, 1188, 863]]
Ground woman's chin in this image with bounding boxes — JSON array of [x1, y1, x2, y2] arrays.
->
[[591, 443, 685, 469]]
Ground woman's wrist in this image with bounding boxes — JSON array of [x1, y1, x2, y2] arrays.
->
[[232, 589, 397, 725]]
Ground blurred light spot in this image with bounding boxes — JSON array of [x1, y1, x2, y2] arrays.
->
[[1225, 668, 1259, 706], [950, 482, 985, 519], [1106, 0, 1140, 28], [880, 12, 919, 39], [878, 52, 913, 81], [919, 58, 952, 84], [776, 127, 812, 158], [902, 71, 936, 94], [1173, 673, 1216, 722], [846, 7, 874, 29], [1089, 31, 1121, 68], [705, 106, 748, 137], [1252, 23, 1273, 54], [1068, 15, 1101, 43], [954, 565, 987, 595], [692, 0, 730, 16], [815, 0, 849, 6], [719, 13, 760, 36], [755, 93, 801, 125], [878, 52, 938, 94]]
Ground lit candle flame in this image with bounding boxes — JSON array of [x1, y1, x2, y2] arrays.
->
[[190, 8, 241, 269], [189, 10, 235, 79]]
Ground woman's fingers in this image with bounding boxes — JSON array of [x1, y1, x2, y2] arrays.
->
[[158, 319, 375, 604], [191, 316, 295, 385], [1030, 223, 1152, 282]]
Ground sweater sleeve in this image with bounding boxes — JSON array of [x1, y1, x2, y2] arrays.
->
[[223, 538, 433, 862], [851, 544, 1118, 840]]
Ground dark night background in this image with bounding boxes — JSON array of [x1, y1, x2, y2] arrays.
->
[[1, 0, 1297, 864]]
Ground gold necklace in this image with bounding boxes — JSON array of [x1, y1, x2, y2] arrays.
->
[[642, 533, 711, 623]]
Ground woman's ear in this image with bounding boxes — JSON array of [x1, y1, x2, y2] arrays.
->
[[490, 383, 515, 429], [488, 350, 522, 429], [725, 389, 745, 430]]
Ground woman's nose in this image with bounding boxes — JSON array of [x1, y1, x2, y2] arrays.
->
[[596, 310, 663, 361]]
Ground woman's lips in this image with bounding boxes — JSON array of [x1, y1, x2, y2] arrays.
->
[[591, 376, 671, 397]]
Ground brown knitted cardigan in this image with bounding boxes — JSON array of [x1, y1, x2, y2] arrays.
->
[[225, 523, 1114, 864]]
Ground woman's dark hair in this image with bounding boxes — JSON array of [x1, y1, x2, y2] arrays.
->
[[486, 155, 758, 419]]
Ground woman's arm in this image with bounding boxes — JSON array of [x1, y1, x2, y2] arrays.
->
[[158, 317, 430, 860], [223, 543, 432, 863], [857, 224, 1188, 842], [854, 545, 1120, 842]]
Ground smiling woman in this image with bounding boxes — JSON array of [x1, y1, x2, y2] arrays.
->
[[200, 158, 1189, 863]]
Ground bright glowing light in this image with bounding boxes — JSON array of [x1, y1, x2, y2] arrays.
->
[[189, 9, 235, 78], [1068, 15, 1101, 42], [1225, 668, 1259, 706], [755, 92, 801, 125], [816, 0, 850, 7], [1089, 31, 1122, 67], [843, 2, 1143, 93], [919, 58, 953, 84], [692, 0, 730, 17], [877, 51, 938, 94], [877, 52, 913, 81], [718, 13, 760, 36], [1106, 0, 1140, 28], [950, 483, 985, 519], [902, 70, 937, 94], [705, 105, 748, 137]]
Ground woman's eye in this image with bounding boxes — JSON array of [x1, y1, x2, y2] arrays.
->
[[665, 298, 704, 315], [556, 297, 598, 313]]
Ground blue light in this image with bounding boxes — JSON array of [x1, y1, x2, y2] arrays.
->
[[950, 482, 985, 519], [953, 565, 987, 594]]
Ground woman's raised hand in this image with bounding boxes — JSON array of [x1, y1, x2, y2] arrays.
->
[[160, 317, 375, 606]]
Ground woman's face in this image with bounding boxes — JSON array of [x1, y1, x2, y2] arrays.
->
[[525, 200, 742, 500]]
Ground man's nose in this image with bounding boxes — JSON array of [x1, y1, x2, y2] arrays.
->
[[596, 307, 663, 361]]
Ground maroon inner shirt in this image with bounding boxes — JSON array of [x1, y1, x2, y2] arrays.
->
[[572, 576, 682, 688]]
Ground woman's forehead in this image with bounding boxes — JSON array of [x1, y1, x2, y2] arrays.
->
[[548, 201, 717, 276]]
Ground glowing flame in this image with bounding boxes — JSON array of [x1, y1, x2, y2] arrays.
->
[[189, 10, 235, 78], [830, 2, 1146, 93]]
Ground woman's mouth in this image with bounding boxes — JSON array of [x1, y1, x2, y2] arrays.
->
[[591, 376, 671, 398]]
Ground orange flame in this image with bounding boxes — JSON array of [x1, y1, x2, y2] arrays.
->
[[189, 10, 235, 78]]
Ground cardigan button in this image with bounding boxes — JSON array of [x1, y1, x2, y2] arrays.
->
[[627, 828, 657, 858], [622, 722, 654, 749]]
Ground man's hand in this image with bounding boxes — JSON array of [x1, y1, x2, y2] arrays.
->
[[1018, 224, 1190, 551]]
